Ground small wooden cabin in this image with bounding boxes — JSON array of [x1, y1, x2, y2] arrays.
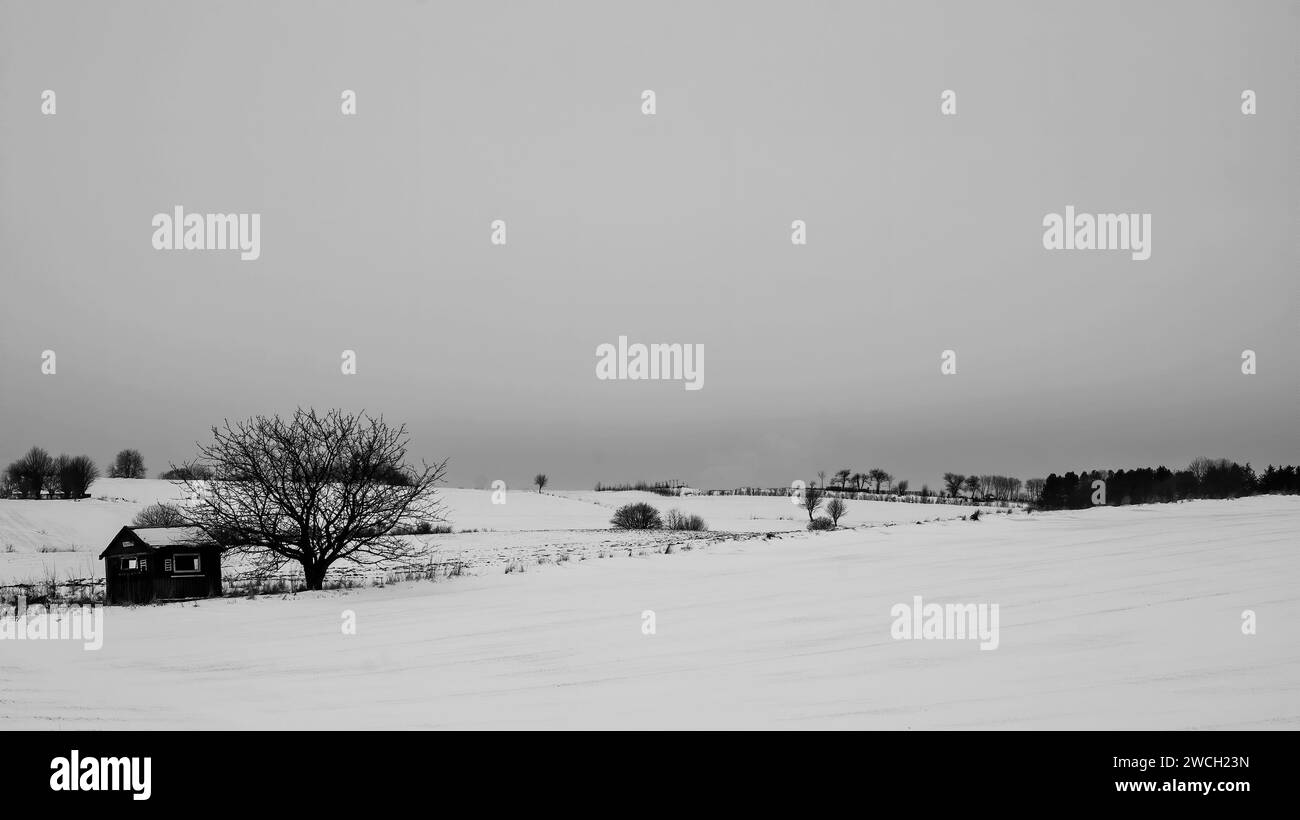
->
[[99, 525, 223, 605]]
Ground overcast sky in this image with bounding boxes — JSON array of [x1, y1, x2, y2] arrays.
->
[[1, 0, 1296, 491]]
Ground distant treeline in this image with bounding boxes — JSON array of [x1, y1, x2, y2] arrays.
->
[[712, 486, 1009, 507], [594, 480, 684, 496], [3, 447, 98, 499], [1036, 458, 1300, 510], [158, 462, 214, 480], [2, 446, 150, 498], [157, 459, 414, 486]]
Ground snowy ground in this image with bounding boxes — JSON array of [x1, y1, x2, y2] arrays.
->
[[1, 495, 1295, 729], [0, 480, 985, 583]]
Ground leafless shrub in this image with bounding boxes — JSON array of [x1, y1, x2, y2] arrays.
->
[[132, 503, 185, 527], [824, 497, 849, 526], [611, 502, 663, 530], [664, 508, 707, 531]]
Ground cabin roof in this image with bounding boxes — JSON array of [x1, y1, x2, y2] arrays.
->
[[99, 525, 216, 558], [129, 526, 210, 547]]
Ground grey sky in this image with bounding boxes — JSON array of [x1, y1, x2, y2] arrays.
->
[[1, 0, 1296, 491]]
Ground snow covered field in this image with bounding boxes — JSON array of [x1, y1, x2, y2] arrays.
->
[[0, 480, 985, 583], [2, 495, 1295, 729]]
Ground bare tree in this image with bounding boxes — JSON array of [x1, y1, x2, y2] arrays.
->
[[943, 473, 965, 498], [1188, 457, 1216, 483], [109, 448, 146, 479], [894, 479, 909, 496], [51, 455, 69, 497], [835, 469, 852, 488], [179, 408, 447, 590], [802, 485, 824, 522], [868, 468, 888, 493], [963, 474, 981, 500], [1025, 478, 1046, 502], [7, 446, 54, 497], [817, 470, 827, 489], [535, 473, 548, 493], [55, 454, 99, 498], [825, 496, 848, 526]]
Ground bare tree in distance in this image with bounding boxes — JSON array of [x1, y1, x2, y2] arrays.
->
[[835, 469, 852, 488], [802, 485, 825, 522], [6, 447, 55, 497], [894, 479, 909, 496], [943, 473, 965, 499], [179, 408, 447, 590], [963, 474, 982, 500], [817, 470, 827, 489], [535, 473, 548, 493], [55, 454, 99, 498], [825, 496, 849, 527], [1025, 478, 1046, 502], [868, 468, 888, 493], [109, 449, 146, 479], [1188, 457, 1229, 483]]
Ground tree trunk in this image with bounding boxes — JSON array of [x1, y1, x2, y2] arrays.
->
[[303, 561, 328, 590]]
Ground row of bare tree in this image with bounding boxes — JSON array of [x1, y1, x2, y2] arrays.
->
[[941, 473, 1042, 501], [3, 447, 99, 498], [813, 469, 1043, 502], [2, 447, 153, 498], [817, 468, 897, 494]]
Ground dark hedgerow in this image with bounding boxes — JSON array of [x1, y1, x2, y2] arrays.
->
[[389, 521, 452, 535], [611, 502, 663, 530]]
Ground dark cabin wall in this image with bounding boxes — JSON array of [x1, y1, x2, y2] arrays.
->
[[149, 546, 223, 601], [104, 551, 155, 605], [102, 530, 223, 605]]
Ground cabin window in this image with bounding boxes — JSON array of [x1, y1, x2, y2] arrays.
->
[[122, 540, 135, 547], [120, 557, 139, 571], [173, 553, 201, 574]]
